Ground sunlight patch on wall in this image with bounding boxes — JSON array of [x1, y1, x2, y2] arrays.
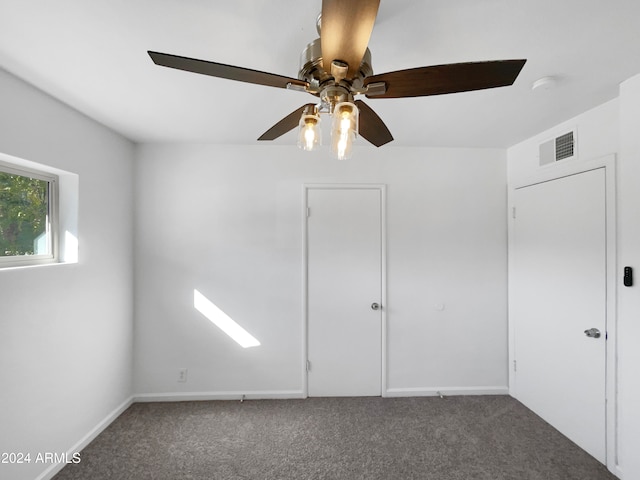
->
[[193, 289, 261, 348], [63, 230, 79, 263]]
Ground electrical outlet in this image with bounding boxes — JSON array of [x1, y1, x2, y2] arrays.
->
[[178, 368, 188, 383]]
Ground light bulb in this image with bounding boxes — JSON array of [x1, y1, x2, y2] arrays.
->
[[304, 125, 316, 150], [331, 102, 358, 160], [340, 115, 351, 132], [297, 112, 321, 151]]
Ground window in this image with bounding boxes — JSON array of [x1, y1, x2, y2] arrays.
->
[[0, 162, 58, 267]]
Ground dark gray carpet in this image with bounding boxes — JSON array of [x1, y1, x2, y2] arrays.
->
[[53, 396, 617, 480]]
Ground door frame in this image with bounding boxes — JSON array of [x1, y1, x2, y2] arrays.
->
[[302, 184, 388, 398], [507, 154, 618, 474]]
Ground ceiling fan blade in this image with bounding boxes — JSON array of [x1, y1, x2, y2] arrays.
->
[[355, 100, 393, 147], [321, 0, 380, 79], [148, 51, 308, 90], [364, 59, 527, 99], [258, 103, 317, 141]]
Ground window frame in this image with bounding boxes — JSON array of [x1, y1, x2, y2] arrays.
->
[[0, 160, 59, 268]]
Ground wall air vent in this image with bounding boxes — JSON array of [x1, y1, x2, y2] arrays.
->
[[539, 129, 577, 166], [555, 132, 574, 160]]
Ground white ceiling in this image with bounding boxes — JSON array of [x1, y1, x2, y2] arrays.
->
[[1, 0, 639, 148]]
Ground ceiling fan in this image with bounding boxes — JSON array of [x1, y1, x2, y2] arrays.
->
[[148, 0, 526, 159]]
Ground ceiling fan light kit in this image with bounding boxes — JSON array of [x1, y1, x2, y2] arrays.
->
[[297, 105, 322, 152], [148, 0, 527, 159], [331, 101, 359, 160]]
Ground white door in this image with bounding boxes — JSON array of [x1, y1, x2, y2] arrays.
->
[[512, 168, 607, 462], [306, 186, 383, 397]]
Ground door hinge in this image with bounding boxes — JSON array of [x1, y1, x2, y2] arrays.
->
[[513, 360, 517, 372], [512, 207, 516, 219], [306, 360, 311, 372], [306, 207, 310, 217]]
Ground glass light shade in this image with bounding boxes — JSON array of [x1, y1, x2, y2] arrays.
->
[[331, 102, 359, 160], [297, 114, 322, 151]]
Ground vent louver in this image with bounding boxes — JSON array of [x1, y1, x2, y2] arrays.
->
[[555, 132, 574, 161], [539, 129, 576, 166]]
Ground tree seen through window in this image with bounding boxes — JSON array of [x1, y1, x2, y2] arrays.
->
[[0, 171, 49, 256]]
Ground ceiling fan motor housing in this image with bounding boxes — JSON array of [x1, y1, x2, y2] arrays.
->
[[298, 38, 373, 97]]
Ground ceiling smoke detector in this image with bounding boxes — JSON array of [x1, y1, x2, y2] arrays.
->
[[532, 76, 557, 91]]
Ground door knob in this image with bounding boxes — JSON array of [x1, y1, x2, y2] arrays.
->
[[371, 303, 381, 311], [584, 328, 601, 338]]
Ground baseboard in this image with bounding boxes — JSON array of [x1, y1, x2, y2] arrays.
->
[[384, 386, 509, 397], [134, 390, 306, 402], [36, 395, 134, 480], [610, 464, 623, 479]]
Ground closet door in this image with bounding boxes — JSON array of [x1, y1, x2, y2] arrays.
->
[[306, 186, 383, 396], [512, 168, 607, 462]]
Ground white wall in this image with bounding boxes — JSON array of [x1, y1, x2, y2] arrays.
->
[[506, 99, 619, 473], [507, 98, 619, 182], [618, 74, 640, 480], [0, 69, 135, 480], [507, 91, 640, 479], [134, 144, 509, 399]]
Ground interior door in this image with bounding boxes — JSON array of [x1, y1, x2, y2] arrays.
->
[[512, 168, 607, 462], [306, 186, 383, 397]]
